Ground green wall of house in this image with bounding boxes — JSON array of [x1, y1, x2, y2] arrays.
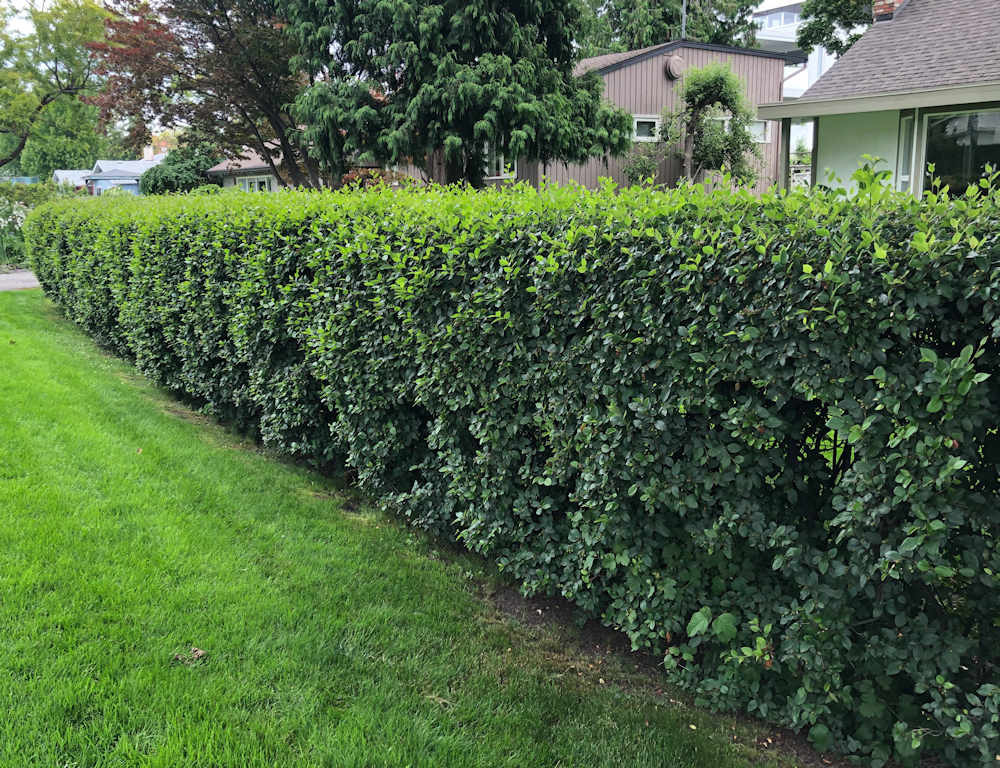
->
[[815, 110, 901, 190]]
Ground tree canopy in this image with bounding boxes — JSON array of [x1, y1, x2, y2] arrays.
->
[[796, 0, 870, 56], [0, 0, 107, 170], [578, 0, 758, 57], [138, 141, 221, 194], [281, 0, 634, 186], [92, 0, 324, 187]]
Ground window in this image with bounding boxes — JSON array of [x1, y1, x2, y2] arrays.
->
[[750, 120, 771, 143], [897, 114, 914, 192], [239, 175, 273, 192], [923, 109, 1000, 194], [633, 115, 661, 142], [484, 142, 517, 179]]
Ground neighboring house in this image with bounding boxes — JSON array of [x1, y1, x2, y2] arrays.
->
[[752, 0, 840, 177], [526, 41, 795, 193], [84, 155, 167, 196], [403, 41, 796, 192], [206, 150, 281, 191], [752, 0, 837, 100], [52, 170, 89, 188], [760, 0, 1000, 194]]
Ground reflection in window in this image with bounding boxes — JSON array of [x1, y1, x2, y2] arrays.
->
[[924, 110, 1000, 194], [897, 115, 914, 192], [633, 116, 661, 142], [239, 175, 273, 192]]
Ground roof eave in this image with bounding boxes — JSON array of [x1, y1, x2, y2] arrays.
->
[[590, 40, 801, 77], [758, 82, 1000, 119]]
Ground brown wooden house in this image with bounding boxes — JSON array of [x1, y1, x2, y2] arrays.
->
[[402, 41, 796, 193], [523, 41, 796, 194]]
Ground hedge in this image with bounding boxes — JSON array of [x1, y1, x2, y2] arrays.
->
[[25, 173, 1000, 766]]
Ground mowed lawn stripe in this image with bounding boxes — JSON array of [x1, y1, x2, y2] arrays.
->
[[0, 289, 788, 768]]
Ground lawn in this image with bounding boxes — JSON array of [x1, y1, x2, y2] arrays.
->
[[0, 289, 796, 767]]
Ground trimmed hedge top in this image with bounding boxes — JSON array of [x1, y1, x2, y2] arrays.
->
[[26, 173, 1000, 766]]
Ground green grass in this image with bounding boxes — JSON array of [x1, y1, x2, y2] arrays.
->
[[0, 290, 794, 768]]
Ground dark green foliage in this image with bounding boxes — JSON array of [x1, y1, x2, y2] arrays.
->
[[25, 170, 1000, 766], [281, 0, 633, 186], [579, 0, 757, 56], [797, 0, 870, 55], [139, 142, 221, 195]]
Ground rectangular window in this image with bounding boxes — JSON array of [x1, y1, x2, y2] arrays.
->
[[484, 142, 517, 179], [750, 120, 771, 143], [924, 109, 1000, 194], [239, 175, 273, 192], [633, 115, 661, 142], [897, 114, 914, 192]]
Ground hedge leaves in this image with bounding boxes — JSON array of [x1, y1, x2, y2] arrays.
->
[[25, 173, 1000, 766]]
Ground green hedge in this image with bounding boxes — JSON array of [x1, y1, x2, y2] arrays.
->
[[25, 173, 1000, 766]]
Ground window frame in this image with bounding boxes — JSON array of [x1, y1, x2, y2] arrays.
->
[[632, 114, 662, 143], [239, 175, 273, 192], [750, 120, 772, 144], [483, 142, 517, 180], [917, 105, 1000, 195]]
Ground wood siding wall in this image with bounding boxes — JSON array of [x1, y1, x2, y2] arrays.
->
[[532, 48, 785, 195]]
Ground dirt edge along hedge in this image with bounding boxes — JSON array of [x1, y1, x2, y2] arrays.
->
[[25, 175, 1000, 766]]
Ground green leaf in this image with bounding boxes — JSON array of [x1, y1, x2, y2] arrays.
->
[[711, 612, 738, 643], [686, 607, 712, 638]]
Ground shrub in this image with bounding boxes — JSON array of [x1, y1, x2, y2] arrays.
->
[[0, 181, 83, 267], [25, 169, 1000, 766]]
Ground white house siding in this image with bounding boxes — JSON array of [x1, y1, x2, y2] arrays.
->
[[814, 110, 900, 189]]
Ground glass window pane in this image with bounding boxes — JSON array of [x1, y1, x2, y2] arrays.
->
[[897, 116, 914, 190], [750, 120, 768, 143], [924, 110, 1000, 194], [634, 120, 657, 139]]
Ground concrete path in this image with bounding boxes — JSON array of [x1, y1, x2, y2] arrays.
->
[[0, 270, 40, 291]]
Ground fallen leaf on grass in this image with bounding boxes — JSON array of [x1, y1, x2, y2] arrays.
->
[[172, 646, 208, 665]]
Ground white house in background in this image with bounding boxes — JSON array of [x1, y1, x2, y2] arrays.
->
[[84, 154, 167, 195], [51, 169, 89, 188], [752, 0, 837, 99], [751, 0, 839, 169], [205, 149, 280, 191], [760, 0, 1000, 193]]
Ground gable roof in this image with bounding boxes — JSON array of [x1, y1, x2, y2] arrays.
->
[[206, 148, 276, 176], [52, 169, 89, 186], [759, 0, 1000, 118], [574, 40, 800, 78], [92, 157, 165, 175]]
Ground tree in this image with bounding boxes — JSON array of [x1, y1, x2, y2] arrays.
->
[[797, 0, 870, 56], [281, 0, 634, 186], [671, 63, 758, 184], [138, 141, 221, 194], [0, 0, 108, 170], [579, 0, 758, 56], [19, 98, 104, 178], [91, 0, 325, 188]]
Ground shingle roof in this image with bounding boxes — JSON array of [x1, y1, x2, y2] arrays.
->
[[206, 149, 274, 175], [574, 40, 798, 77], [797, 0, 1000, 104], [52, 170, 90, 186], [85, 169, 142, 181], [574, 44, 667, 76], [92, 157, 165, 175]]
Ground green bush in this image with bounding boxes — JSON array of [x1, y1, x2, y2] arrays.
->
[[1, 181, 83, 267], [25, 170, 1000, 766]]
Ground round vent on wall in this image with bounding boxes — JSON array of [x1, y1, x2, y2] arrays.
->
[[664, 54, 685, 80]]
